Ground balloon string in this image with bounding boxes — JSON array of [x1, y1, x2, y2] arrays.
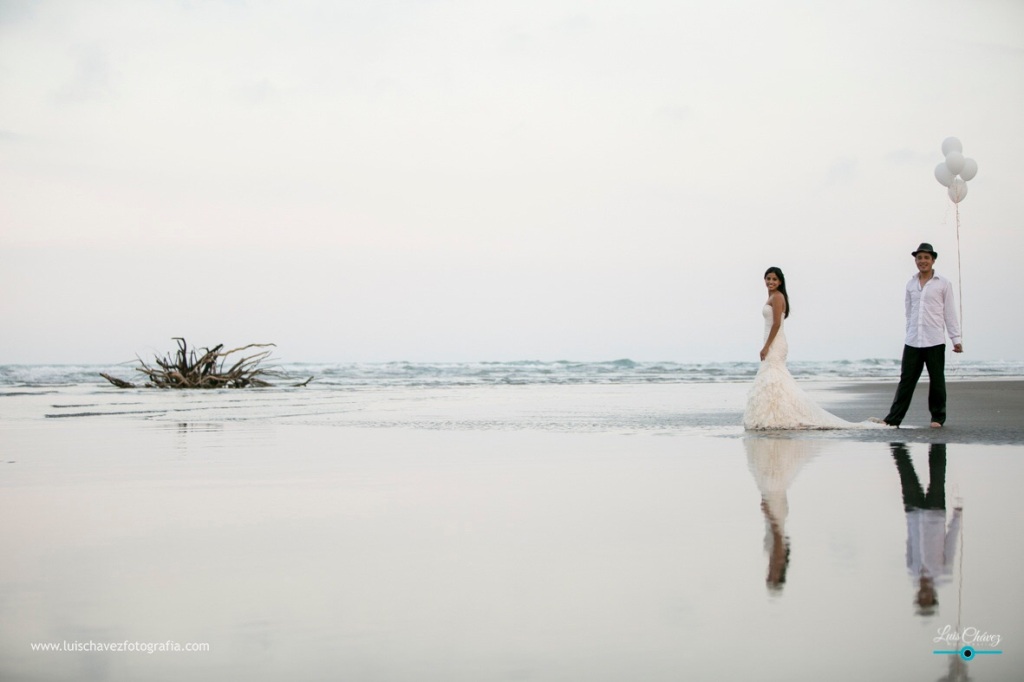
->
[[957, 502, 964, 644], [956, 203, 964, 343]]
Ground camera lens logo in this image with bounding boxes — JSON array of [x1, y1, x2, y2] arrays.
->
[[933, 645, 1003, 661]]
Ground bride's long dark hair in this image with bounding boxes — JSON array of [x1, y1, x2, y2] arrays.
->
[[765, 266, 790, 319]]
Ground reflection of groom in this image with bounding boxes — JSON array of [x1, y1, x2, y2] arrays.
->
[[890, 443, 962, 615]]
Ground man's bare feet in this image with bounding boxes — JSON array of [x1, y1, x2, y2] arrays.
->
[[930, 421, 943, 428]]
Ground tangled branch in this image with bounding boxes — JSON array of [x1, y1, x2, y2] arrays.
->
[[100, 338, 313, 389]]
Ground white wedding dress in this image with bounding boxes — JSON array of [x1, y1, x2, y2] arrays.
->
[[744, 305, 885, 430]]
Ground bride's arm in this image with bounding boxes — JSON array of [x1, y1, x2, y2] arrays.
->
[[760, 293, 785, 361]]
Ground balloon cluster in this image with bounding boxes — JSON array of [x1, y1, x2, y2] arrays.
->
[[934, 137, 977, 204]]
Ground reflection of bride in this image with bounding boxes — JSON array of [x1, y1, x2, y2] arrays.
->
[[744, 267, 889, 430], [745, 437, 820, 592]]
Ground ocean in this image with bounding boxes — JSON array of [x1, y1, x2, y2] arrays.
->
[[3, 357, 1023, 389]]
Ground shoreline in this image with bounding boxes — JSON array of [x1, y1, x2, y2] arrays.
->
[[2, 375, 1022, 445]]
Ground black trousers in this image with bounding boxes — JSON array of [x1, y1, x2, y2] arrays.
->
[[890, 443, 947, 511], [884, 344, 946, 426]]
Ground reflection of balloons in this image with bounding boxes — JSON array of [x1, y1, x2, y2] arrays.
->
[[934, 162, 955, 187], [942, 137, 963, 156], [948, 178, 968, 203], [960, 158, 978, 181], [944, 151, 965, 175]]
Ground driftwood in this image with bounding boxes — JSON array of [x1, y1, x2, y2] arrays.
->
[[100, 373, 136, 388], [101, 338, 313, 389]]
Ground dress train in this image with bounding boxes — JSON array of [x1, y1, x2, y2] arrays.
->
[[743, 305, 887, 431]]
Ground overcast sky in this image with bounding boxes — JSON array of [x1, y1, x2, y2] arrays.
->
[[2, 0, 1022, 364]]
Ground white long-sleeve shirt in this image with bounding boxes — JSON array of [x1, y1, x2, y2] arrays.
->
[[904, 272, 962, 348], [906, 508, 962, 584]]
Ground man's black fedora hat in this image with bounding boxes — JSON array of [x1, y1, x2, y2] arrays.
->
[[912, 242, 938, 258]]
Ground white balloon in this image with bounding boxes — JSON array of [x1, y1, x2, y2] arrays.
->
[[934, 162, 955, 187], [960, 157, 978, 181], [944, 151, 965, 176], [948, 177, 968, 203], [941, 137, 963, 156]]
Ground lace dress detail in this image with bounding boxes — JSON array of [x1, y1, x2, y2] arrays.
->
[[743, 305, 877, 430]]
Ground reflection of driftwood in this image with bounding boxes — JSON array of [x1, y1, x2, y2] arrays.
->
[[100, 338, 313, 389]]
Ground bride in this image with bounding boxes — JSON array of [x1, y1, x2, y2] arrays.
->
[[743, 267, 887, 430]]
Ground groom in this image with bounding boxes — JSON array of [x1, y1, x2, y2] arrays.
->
[[883, 243, 963, 428]]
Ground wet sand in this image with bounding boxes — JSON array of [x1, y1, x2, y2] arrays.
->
[[817, 379, 1024, 445], [2, 380, 1024, 680]]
